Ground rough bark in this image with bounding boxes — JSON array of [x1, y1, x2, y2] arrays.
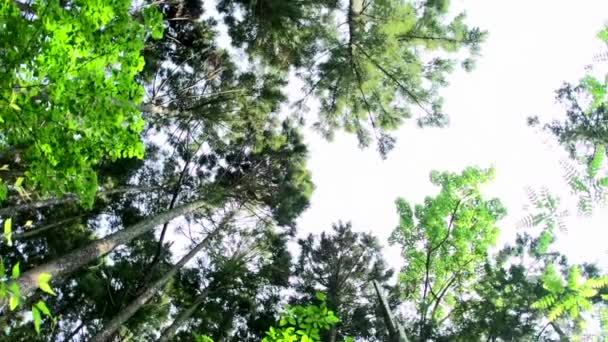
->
[[0, 198, 208, 309], [157, 291, 209, 342], [90, 230, 218, 342]]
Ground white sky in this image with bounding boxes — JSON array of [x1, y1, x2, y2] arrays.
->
[[293, 0, 608, 271]]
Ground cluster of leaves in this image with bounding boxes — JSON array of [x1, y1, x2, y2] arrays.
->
[[262, 293, 342, 342], [533, 264, 608, 333], [0, 0, 163, 206], [0, 257, 55, 334], [390, 167, 506, 339]]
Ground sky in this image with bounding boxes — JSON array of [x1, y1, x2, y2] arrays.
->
[[292, 0, 608, 271]]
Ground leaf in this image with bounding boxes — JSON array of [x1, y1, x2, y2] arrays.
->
[[9, 103, 21, 111], [3, 218, 12, 245], [38, 273, 56, 296], [0, 259, 4, 278], [9, 294, 19, 311], [24, 220, 33, 228], [35, 300, 52, 317], [14, 177, 24, 188], [32, 306, 41, 334], [11, 262, 19, 279]]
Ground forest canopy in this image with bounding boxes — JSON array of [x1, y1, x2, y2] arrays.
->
[[0, 0, 607, 341]]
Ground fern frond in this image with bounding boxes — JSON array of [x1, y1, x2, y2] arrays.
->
[[533, 294, 557, 310], [586, 276, 608, 289]]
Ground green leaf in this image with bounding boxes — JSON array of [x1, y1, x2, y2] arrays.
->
[[11, 262, 19, 279], [32, 306, 41, 334], [14, 177, 24, 188], [38, 273, 56, 296], [0, 259, 5, 278], [0, 282, 6, 299], [4, 218, 12, 246], [9, 294, 19, 311], [35, 300, 52, 317]]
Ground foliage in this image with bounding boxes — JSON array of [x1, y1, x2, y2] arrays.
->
[[0, 0, 162, 206], [530, 26, 608, 215], [294, 222, 393, 341], [389, 167, 506, 339], [533, 265, 608, 332], [219, 0, 486, 156], [262, 293, 341, 342]]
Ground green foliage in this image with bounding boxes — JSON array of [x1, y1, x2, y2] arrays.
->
[[294, 222, 393, 341], [194, 334, 215, 342], [37, 272, 56, 296], [390, 167, 506, 339], [262, 294, 340, 342], [533, 265, 608, 331], [0, 0, 162, 206], [3, 217, 12, 246], [220, 0, 486, 156]]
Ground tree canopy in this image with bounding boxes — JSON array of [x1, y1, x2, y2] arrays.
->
[[0, 1, 607, 342]]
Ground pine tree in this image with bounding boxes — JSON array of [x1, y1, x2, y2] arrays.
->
[[294, 222, 393, 342]]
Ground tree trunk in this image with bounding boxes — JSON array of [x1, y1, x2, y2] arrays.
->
[[373, 280, 408, 342], [90, 231, 218, 342], [2, 215, 85, 241], [347, 0, 363, 57], [550, 321, 569, 342], [157, 291, 209, 342], [0, 185, 165, 217], [0, 199, 208, 310]]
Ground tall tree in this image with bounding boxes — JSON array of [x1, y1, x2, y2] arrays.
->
[[218, 0, 486, 155], [294, 222, 393, 342], [389, 167, 507, 340]]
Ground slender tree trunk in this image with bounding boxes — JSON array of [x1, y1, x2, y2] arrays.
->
[[157, 290, 209, 342], [373, 280, 408, 342], [0, 185, 165, 217], [1, 215, 85, 241], [90, 230, 218, 342], [0, 199, 208, 310], [550, 321, 569, 342]]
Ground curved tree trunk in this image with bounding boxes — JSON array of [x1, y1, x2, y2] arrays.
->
[[90, 229, 219, 342], [157, 290, 209, 342], [0, 198, 208, 310]]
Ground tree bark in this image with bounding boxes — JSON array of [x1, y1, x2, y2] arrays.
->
[[373, 280, 408, 342], [157, 290, 209, 342], [0, 185, 165, 217], [90, 230, 218, 342], [0, 198, 208, 310]]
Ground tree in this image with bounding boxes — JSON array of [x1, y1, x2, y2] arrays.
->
[[0, 0, 163, 205], [529, 25, 608, 214], [218, 0, 486, 156], [389, 167, 506, 340], [294, 222, 393, 342]]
